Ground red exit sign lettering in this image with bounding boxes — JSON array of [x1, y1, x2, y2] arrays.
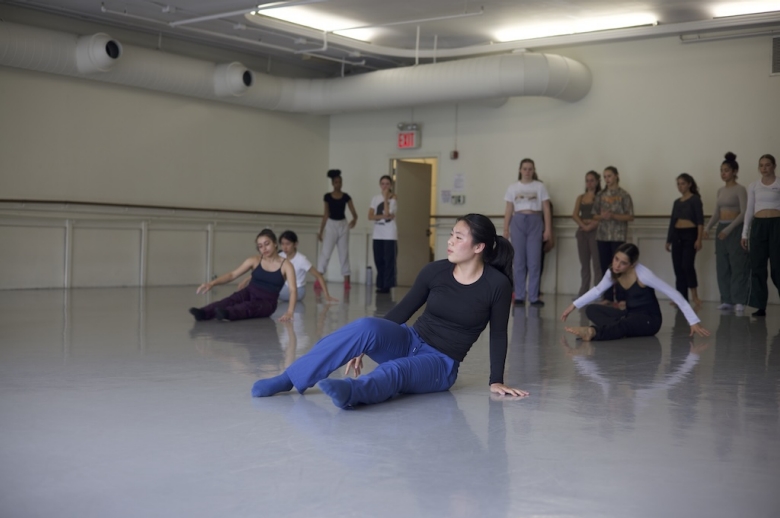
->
[[397, 130, 420, 149]]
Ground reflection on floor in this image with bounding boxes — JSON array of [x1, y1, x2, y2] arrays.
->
[[0, 285, 778, 518]]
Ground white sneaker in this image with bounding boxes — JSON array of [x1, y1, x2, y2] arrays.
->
[[735, 304, 745, 313], [717, 303, 733, 310]]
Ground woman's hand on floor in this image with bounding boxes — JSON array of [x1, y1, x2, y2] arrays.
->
[[490, 383, 529, 397], [689, 323, 710, 337]]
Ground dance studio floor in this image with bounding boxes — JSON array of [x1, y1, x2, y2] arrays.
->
[[1, 285, 778, 518]]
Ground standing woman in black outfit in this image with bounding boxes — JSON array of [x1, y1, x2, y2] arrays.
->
[[251, 213, 529, 408], [316, 169, 358, 290], [741, 154, 780, 317], [665, 173, 704, 305]]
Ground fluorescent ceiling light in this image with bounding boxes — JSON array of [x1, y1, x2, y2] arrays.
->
[[712, 2, 780, 17], [251, 6, 375, 41], [495, 13, 657, 42]]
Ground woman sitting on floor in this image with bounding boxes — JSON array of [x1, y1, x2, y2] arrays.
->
[[560, 243, 710, 341], [189, 229, 295, 322], [251, 213, 528, 408]]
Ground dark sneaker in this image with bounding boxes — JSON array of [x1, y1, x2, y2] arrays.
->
[[530, 300, 545, 307], [752, 309, 766, 317], [215, 308, 230, 321]]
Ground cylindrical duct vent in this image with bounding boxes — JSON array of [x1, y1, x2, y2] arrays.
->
[[75, 33, 122, 73], [213, 62, 253, 97]]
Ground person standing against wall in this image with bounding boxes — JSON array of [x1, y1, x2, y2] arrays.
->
[[503, 158, 552, 306], [572, 171, 602, 297], [665, 173, 704, 306], [741, 154, 780, 317], [703, 152, 749, 313], [592, 166, 634, 302], [369, 175, 398, 294], [316, 169, 358, 291]]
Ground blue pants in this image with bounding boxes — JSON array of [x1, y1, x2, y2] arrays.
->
[[510, 212, 543, 301], [285, 317, 459, 406]]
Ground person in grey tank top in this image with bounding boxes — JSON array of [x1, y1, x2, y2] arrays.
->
[[571, 171, 602, 297], [703, 152, 749, 313]]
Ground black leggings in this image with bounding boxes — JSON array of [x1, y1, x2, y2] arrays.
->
[[670, 227, 698, 301], [585, 304, 662, 341]]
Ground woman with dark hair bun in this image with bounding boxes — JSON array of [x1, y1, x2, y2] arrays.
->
[[741, 153, 780, 317], [704, 152, 749, 312], [560, 243, 710, 341], [252, 213, 528, 408], [592, 166, 634, 301], [189, 229, 296, 322], [665, 173, 704, 305], [316, 169, 358, 290], [572, 171, 602, 297]]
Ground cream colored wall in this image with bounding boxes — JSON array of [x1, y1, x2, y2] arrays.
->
[[0, 5, 330, 214], [329, 35, 779, 219], [329, 34, 779, 300], [0, 66, 329, 213]]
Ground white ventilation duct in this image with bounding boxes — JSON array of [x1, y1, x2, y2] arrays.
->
[[0, 21, 592, 113], [75, 32, 122, 74], [214, 61, 253, 97]]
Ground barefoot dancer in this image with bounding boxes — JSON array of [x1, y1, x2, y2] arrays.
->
[[560, 243, 710, 341]]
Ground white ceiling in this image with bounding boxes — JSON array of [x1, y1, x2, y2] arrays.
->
[[4, 0, 780, 75]]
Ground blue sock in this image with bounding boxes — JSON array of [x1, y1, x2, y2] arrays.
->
[[252, 372, 293, 397], [317, 379, 353, 409]]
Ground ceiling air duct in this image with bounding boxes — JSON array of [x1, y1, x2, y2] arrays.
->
[[0, 21, 592, 113]]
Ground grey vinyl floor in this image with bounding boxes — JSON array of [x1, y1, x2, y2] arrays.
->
[[1, 285, 778, 518]]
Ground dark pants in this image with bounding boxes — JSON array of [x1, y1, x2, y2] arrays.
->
[[585, 304, 662, 341], [285, 318, 459, 406], [373, 239, 397, 290], [670, 227, 699, 301], [199, 284, 278, 321], [597, 241, 624, 301], [748, 217, 780, 310], [576, 228, 600, 297], [715, 222, 749, 305]]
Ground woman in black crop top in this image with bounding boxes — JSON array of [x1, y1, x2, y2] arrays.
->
[[316, 169, 358, 291], [665, 174, 704, 306], [188, 229, 296, 322], [252, 214, 529, 409]]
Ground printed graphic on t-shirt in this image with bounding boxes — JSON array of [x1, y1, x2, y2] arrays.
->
[[515, 192, 538, 201]]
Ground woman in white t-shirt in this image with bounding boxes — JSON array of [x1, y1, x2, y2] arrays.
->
[[368, 175, 398, 294], [239, 230, 337, 302], [502, 158, 552, 306]]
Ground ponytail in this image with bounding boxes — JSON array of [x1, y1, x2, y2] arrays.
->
[[456, 214, 514, 285], [490, 236, 515, 286]]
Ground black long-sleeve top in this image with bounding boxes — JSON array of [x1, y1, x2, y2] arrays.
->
[[667, 195, 704, 243], [384, 260, 513, 385]]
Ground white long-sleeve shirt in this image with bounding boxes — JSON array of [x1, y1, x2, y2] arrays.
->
[[573, 263, 700, 326]]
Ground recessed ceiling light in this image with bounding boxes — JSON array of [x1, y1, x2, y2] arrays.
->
[[495, 13, 657, 42], [712, 2, 780, 18], [253, 6, 375, 41]]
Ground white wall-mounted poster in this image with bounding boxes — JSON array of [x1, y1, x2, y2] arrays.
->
[[453, 173, 466, 193]]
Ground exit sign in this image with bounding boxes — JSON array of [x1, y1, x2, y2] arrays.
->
[[397, 130, 420, 149]]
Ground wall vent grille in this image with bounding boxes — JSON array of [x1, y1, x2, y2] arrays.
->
[[773, 36, 780, 75]]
